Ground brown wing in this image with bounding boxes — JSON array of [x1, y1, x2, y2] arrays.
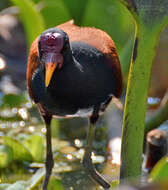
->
[[27, 20, 122, 100], [27, 37, 39, 100], [58, 20, 116, 56]]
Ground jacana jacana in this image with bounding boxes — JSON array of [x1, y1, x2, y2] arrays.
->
[[27, 20, 122, 190]]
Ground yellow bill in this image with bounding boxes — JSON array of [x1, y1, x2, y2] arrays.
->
[[45, 62, 57, 87]]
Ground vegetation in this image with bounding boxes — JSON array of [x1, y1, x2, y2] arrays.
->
[[0, 0, 168, 189]]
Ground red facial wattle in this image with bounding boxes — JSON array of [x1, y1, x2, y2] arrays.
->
[[40, 32, 64, 87]]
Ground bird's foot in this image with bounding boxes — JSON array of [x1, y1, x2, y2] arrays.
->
[[82, 157, 110, 189]]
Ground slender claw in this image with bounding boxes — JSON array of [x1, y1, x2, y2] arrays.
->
[[83, 113, 111, 189]]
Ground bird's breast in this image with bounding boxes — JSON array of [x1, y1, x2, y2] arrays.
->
[[31, 42, 118, 117]]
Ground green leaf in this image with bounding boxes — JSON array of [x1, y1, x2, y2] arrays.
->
[[9, 0, 45, 48], [5, 181, 28, 190], [41, 0, 70, 28], [27, 168, 45, 189], [121, 0, 168, 30], [119, 0, 168, 179], [0, 184, 10, 190], [0, 168, 45, 190], [24, 134, 45, 162], [0, 145, 13, 168], [3, 136, 33, 162], [119, 35, 135, 80], [150, 156, 168, 181], [62, 0, 89, 25], [83, 0, 134, 51], [2, 94, 26, 108], [111, 180, 119, 188], [48, 177, 64, 190]]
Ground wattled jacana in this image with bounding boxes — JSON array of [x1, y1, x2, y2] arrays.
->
[[27, 20, 122, 189]]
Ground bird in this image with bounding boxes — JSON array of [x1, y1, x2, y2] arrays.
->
[[27, 20, 122, 190]]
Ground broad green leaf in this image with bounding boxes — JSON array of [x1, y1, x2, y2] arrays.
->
[[3, 136, 32, 162], [48, 177, 64, 190], [111, 180, 119, 188], [150, 156, 168, 181], [24, 134, 45, 162], [2, 94, 26, 108], [0, 168, 45, 190], [120, 35, 135, 80], [0, 115, 22, 121], [0, 145, 13, 168], [62, 0, 89, 25], [120, 0, 168, 179], [32, 0, 41, 3], [9, 0, 45, 48], [41, 0, 70, 28], [27, 168, 45, 189], [120, 0, 168, 30], [6, 181, 28, 190], [83, 0, 134, 52]]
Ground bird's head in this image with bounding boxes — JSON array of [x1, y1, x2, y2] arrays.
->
[[38, 28, 70, 87]]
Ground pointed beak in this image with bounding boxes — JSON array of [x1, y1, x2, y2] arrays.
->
[[44, 53, 63, 87], [45, 62, 57, 87]]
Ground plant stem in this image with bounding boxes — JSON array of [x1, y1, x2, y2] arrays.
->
[[145, 96, 168, 136], [120, 24, 159, 178]]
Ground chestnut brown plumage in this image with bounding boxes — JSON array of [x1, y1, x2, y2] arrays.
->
[[27, 20, 122, 190]]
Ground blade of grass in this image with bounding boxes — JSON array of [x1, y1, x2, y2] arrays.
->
[[9, 0, 45, 48]]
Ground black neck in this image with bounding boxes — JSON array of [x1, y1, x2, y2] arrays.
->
[[62, 47, 75, 66]]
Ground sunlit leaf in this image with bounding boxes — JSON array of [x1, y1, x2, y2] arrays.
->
[[5, 181, 28, 190], [150, 156, 168, 181], [111, 180, 119, 188], [9, 0, 45, 48], [119, 0, 168, 178], [24, 134, 45, 162], [27, 168, 45, 189], [3, 136, 32, 162], [0, 184, 10, 190], [48, 177, 64, 190], [0, 168, 45, 190], [0, 115, 22, 121], [0, 145, 13, 168], [2, 94, 26, 108], [120, 35, 135, 80]]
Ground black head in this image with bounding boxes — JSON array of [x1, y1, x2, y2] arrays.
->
[[38, 28, 70, 87]]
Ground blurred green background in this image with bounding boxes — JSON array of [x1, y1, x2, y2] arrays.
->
[[0, 1, 135, 189], [0, 0, 135, 80], [0, 0, 168, 189]]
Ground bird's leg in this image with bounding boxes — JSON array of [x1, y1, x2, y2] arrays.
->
[[82, 113, 110, 189], [42, 115, 54, 190]]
